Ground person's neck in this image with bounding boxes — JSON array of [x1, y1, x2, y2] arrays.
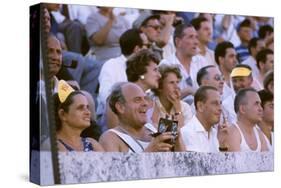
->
[[237, 116, 256, 134], [241, 41, 248, 47], [158, 95, 173, 114], [99, 10, 110, 17], [196, 113, 212, 133], [135, 81, 149, 92], [176, 51, 192, 73], [258, 120, 273, 140], [198, 42, 207, 56], [57, 125, 82, 147], [220, 67, 231, 86]]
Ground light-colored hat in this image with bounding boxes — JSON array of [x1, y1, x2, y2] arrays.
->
[[230, 67, 252, 77], [58, 80, 75, 103]]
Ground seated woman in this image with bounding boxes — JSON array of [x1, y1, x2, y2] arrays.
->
[[53, 80, 104, 152], [151, 65, 193, 129]]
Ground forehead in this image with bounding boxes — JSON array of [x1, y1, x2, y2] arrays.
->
[[232, 76, 250, 81], [163, 72, 179, 81], [245, 91, 260, 102], [122, 84, 145, 100], [71, 94, 88, 105], [183, 27, 197, 35], [47, 36, 61, 49], [225, 48, 236, 56], [207, 67, 220, 75], [146, 19, 160, 25], [205, 89, 220, 100], [266, 54, 274, 60]]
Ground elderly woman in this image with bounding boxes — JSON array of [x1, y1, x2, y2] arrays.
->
[[54, 80, 104, 152], [150, 65, 193, 129]]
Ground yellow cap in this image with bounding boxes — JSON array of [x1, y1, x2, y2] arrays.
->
[[58, 80, 75, 103], [230, 67, 252, 77]]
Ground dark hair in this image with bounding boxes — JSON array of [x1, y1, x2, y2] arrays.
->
[[196, 65, 216, 86], [191, 17, 208, 31], [256, 48, 273, 70], [126, 49, 160, 82], [107, 82, 127, 115], [173, 23, 193, 46], [53, 91, 85, 131], [258, 25, 273, 39], [248, 37, 260, 55], [263, 71, 273, 91], [258, 89, 273, 108], [237, 19, 251, 31], [119, 29, 143, 56], [214, 41, 235, 65], [152, 65, 182, 96], [194, 86, 218, 110], [234, 88, 257, 113]]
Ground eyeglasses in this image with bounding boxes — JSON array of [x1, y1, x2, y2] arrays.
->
[[146, 25, 162, 30], [214, 75, 224, 81]]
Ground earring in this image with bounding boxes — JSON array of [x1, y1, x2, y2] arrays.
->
[[140, 75, 145, 80]]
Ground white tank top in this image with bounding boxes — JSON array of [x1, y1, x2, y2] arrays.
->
[[234, 123, 261, 152], [109, 129, 150, 153]]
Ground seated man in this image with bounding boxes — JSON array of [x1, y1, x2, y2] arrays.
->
[[223, 88, 268, 152], [181, 86, 227, 152], [99, 82, 185, 152]]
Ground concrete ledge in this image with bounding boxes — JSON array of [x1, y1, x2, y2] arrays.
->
[[53, 152, 273, 184]]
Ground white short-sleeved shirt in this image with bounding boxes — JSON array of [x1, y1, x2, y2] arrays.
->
[[97, 55, 127, 115], [181, 115, 219, 152]]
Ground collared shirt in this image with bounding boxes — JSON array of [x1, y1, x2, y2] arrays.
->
[[97, 55, 127, 115], [241, 56, 259, 79], [198, 46, 216, 66], [181, 115, 219, 152], [160, 53, 207, 94]]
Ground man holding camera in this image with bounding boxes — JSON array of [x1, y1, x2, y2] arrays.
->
[[99, 82, 185, 152]]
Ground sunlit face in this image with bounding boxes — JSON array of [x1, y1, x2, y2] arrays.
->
[[47, 36, 62, 78], [238, 26, 253, 43], [160, 72, 181, 99], [222, 48, 237, 73], [141, 19, 161, 42], [201, 89, 222, 125], [63, 94, 91, 129], [263, 54, 274, 73], [202, 67, 224, 95], [121, 84, 149, 127], [197, 21, 213, 44], [232, 76, 253, 93], [262, 101, 274, 124], [43, 8, 51, 33], [142, 61, 161, 90], [177, 27, 199, 57], [241, 91, 263, 123]]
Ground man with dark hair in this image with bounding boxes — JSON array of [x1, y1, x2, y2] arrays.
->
[[97, 29, 148, 129], [214, 41, 237, 100], [181, 86, 226, 152], [256, 49, 274, 88], [263, 71, 273, 94], [258, 25, 274, 49], [197, 65, 224, 96], [235, 19, 253, 63], [223, 88, 268, 152], [191, 17, 216, 65], [99, 82, 185, 152], [257, 90, 274, 151], [160, 24, 208, 104], [242, 37, 265, 78]]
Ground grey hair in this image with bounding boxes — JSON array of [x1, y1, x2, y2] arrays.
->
[[107, 82, 127, 115]]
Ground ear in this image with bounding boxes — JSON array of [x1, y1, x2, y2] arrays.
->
[[175, 37, 180, 47], [218, 56, 224, 65], [58, 109, 67, 122], [197, 101, 205, 113], [115, 102, 125, 114], [239, 104, 246, 115]]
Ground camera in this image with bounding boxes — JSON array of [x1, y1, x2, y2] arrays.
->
[[157, 117, 178, 150]]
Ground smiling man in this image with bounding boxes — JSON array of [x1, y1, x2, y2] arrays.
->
[[99, 82, 185, 152]]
